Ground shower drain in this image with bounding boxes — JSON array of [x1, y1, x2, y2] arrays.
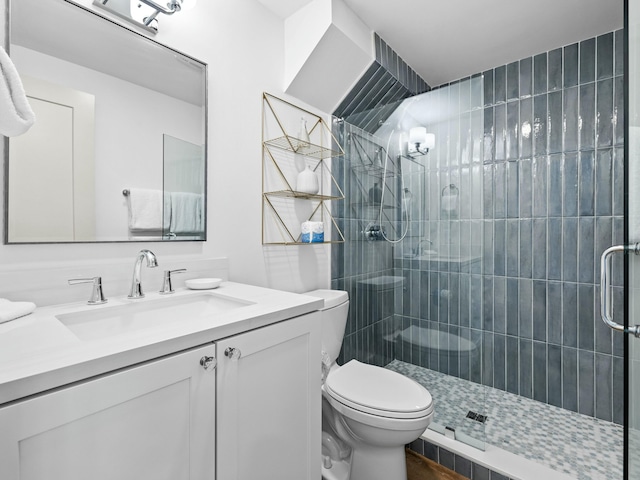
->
[[466, 411, 488, 423]]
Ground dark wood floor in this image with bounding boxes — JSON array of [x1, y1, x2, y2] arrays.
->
[[406, 449, 468, 480]]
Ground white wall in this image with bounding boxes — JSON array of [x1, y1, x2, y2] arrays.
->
[[0, 0, 331, 304]]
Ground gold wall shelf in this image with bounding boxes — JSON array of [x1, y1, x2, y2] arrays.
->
[[262, 92, 345, 245]]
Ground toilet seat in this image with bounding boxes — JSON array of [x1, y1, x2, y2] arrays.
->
[[325, 360, 433, 419]]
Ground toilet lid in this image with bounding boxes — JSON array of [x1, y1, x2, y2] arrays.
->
[[325, 360, 433, 419]]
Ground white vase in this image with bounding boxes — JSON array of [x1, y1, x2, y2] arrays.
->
[[296, 165, 319, 194]]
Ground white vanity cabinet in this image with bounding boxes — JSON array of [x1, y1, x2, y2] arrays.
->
[[0, 344, 216, 480], [216, 312, 321, 480]]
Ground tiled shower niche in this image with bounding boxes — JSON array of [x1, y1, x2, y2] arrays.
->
[[333, 28, 625, 434]]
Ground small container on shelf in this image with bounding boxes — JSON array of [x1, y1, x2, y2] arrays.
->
[[296, 165, 320, 194]]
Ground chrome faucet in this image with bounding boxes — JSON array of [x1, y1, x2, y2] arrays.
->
[[413, 238, 434, 257], [128, 249, 158, 299]]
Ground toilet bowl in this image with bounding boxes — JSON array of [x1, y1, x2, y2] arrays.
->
[[305, 289, 434, 480]]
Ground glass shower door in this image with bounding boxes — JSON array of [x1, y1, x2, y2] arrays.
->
[[621, 2, 640, 477]]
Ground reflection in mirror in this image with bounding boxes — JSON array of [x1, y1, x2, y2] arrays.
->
[[5, 0, 207, 243]]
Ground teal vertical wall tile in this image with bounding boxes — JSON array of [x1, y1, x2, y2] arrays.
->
[[533, 94, 548, 155], [563, 86, 579, 152], [532, 281, 547, 341], [562, 217, 578, 282], [597, 79, 614, 148], [563, 152, 579, 217], [580, 37, 596, 84], [578, 350, 595, 416], [579, 83, 596, 150], [562, 347, 579, 412], [506, 101, 520, 160], [548, 218, 563, 280], [548, 344, 563, 407], [506, 278, 519, 336], [548, 154, 564, 217], [547, 282, 563, 345], [520, 97, 533, 158], [534, 53, 547, 94], [495, 65, 506, 103], [506, 335, 519, 394], [519, 278, 533, 340], [564, 43, 579, 88], [493, 277, 506, 334], [562, 283, 578, 351], [532, 219, 547, 279], [519, 218, 533, 278], [596, 32, 614, 80], [577, 284, 595, 351], [614, 76, 624, 146], [507, 61, 519, 100], [548, 47, 562, 91], [519, 339, 533, 398], [495, 104, 506, 161], [578, 217, 595, 284], [579, 151, 595, 216], [595, 354, 613, 422], [548, 91, 563, 153], [615, 29, 624, 76], [520, 57, 532, 98], [493, 333, 506, 390], [533, 341, 548, 403]]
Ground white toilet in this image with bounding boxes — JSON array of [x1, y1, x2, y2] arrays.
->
[[306, 289, 434, 480]]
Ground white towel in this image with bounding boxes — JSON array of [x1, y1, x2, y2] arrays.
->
[[169, 192, 203, 234], [0, 298, 36, 324], [0, 46, 35, 137], [127, 188, 164, 232]]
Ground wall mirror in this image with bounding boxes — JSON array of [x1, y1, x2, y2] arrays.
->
[[5, 0, 207, 243]]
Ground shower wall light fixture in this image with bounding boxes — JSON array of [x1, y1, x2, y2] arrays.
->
[[407, 126, 435, 157], [95, 0, 197, 33]]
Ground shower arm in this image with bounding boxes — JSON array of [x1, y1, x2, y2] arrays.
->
[[600, 243, 640, 337]]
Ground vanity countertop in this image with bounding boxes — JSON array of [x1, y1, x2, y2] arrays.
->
[[0, 282, 324, 405]]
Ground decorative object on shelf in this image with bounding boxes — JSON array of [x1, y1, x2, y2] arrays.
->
[[297, 117, 311, 153], [296, 165, 320, 194], [407, 126, 435, 157], [262, 92, 345, 245], [441, 184, 459, 219], [368, 182, 382, 204]]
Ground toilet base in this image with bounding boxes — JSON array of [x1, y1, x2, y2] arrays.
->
[[321, 444, 407, 480], [349, 444, 407, 480]]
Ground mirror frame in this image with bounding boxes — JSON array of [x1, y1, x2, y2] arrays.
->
[[4, 0, 208, 244]]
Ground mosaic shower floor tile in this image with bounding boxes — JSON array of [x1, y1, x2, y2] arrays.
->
[[386, 360, 623, 480]]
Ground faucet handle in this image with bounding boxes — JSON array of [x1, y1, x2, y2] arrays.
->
[[159, 269, 187, 295], [68, 277, 108, 305]]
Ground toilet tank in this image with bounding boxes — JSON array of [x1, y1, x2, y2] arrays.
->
[[305, 289, 349, 364]]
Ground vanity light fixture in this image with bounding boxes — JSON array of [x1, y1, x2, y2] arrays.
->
[[95, 0, 197, 33], [407, 126, 435, 157]]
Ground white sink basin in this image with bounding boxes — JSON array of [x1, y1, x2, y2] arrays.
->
[[57, 293, 254, 341]]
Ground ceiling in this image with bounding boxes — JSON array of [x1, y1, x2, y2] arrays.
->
[[342, 0, 624, 86]]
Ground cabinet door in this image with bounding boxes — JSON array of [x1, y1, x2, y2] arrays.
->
[[217, 312, 321, 480], [0, 344, 216, 480]]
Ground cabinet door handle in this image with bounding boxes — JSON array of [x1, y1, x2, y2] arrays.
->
[[199, 356, 217, 371], [224, 347, 241, 360]]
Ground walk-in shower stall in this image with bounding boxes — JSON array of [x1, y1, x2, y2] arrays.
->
[[332, 27, 626, 479]]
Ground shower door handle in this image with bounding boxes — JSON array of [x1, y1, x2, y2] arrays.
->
[[600, 243, 640, 336]]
